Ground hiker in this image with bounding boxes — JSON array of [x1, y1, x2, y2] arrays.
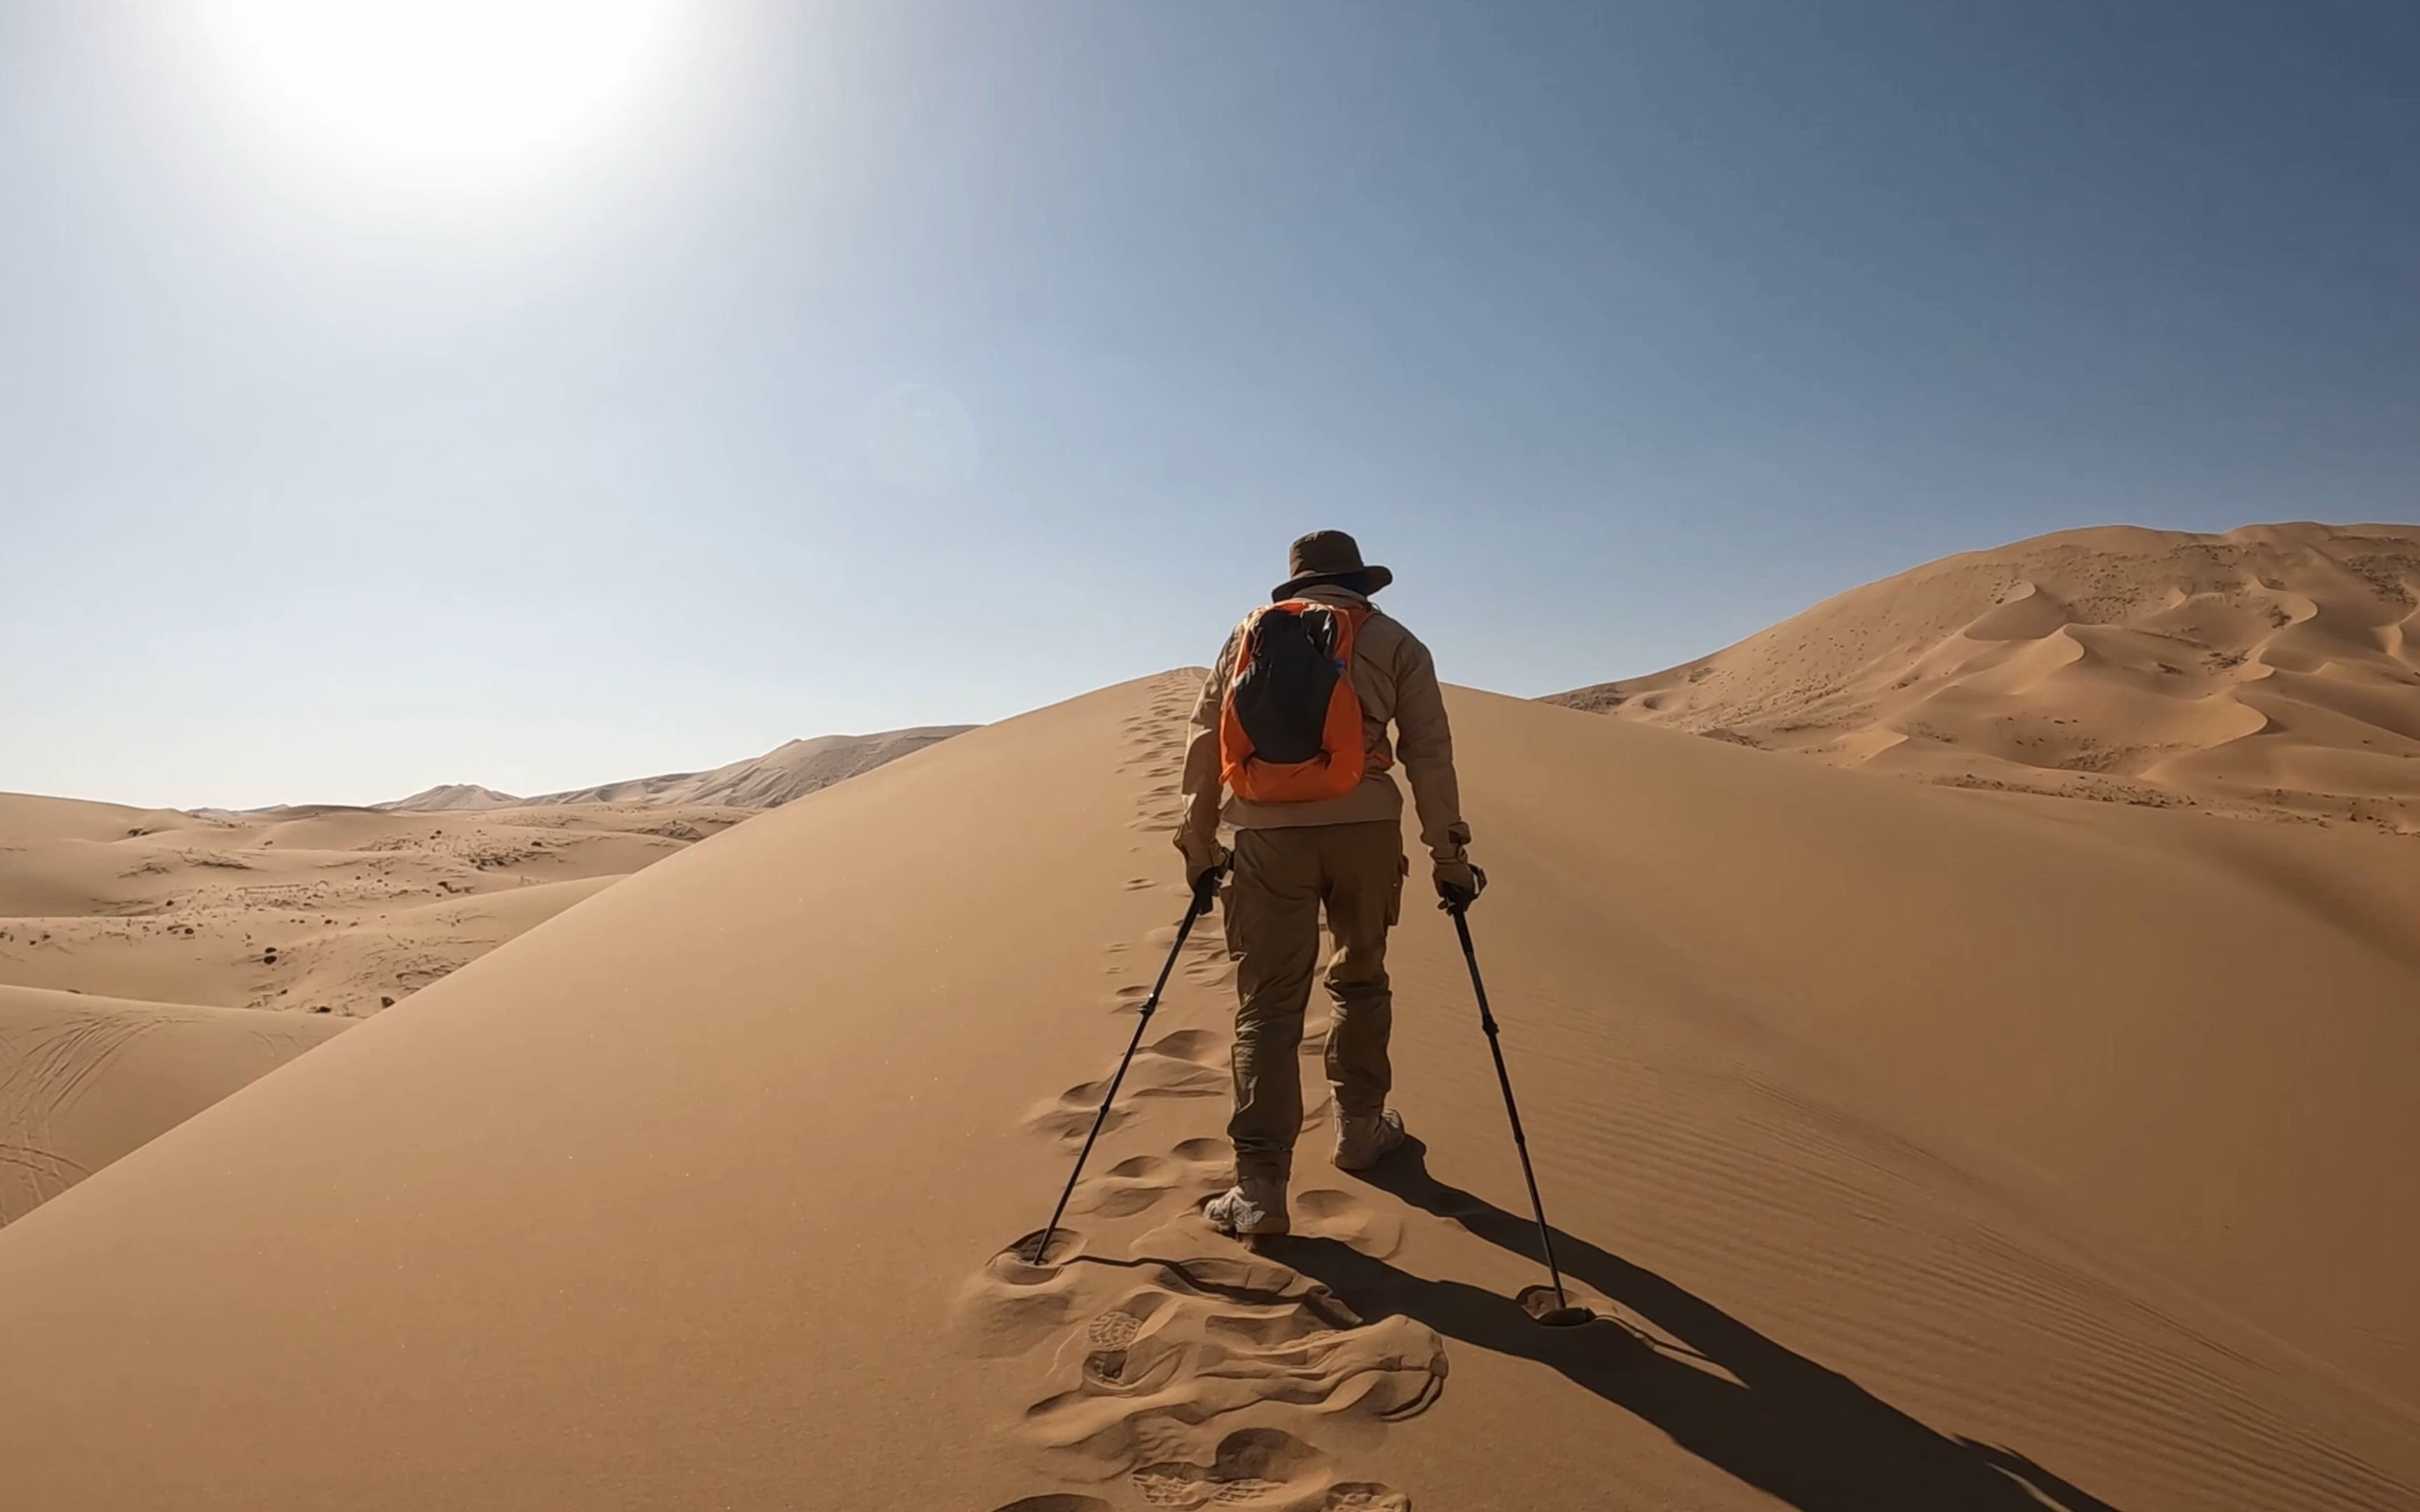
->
[[1177, 530, 1480, 1237]]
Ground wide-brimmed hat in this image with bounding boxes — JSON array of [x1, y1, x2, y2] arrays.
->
[[1272, 529, 1393, 601]]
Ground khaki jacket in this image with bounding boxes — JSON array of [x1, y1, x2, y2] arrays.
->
[[1179, 586, 1471, 864]]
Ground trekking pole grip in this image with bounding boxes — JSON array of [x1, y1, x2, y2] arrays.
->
[[1189, 859, 1229, 919]]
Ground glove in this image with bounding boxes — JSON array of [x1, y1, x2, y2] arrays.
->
[[1177, 837, 1230, 914], [1434, 859, 1487, 912]]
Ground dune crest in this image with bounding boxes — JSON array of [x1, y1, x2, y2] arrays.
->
[[379, 725, 974, 812], [1554, 522, 2420, 831]]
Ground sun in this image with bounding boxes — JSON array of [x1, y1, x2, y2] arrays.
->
[[207, 0, 675, 180]]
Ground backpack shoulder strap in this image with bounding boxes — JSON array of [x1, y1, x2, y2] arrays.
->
[[1227, 601, 1298, 686]]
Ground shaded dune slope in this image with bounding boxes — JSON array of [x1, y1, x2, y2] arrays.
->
[[0, 983, 343, 1224], [0, 678, 2413, 1511], [1555, 522, 2420, 832]]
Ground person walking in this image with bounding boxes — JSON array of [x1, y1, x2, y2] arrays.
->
[[1176, 530, 1481, 1237]]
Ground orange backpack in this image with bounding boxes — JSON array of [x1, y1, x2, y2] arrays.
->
[[1218, 599, 1389, 802]]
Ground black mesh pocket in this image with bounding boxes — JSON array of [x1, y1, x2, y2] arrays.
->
[[1232, 608, 1340, 764]]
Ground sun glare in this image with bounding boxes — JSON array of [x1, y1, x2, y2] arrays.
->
[[208, 0, 674, 180]]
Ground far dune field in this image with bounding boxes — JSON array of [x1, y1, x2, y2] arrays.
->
[[1555, 522, 2420, 834]]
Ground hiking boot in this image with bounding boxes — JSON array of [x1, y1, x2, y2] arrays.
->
[[1203, 1176, 1290, 1236], [1333, 1107, 1407, 1172]]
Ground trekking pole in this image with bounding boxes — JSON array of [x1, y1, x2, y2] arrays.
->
[[1447, 891, 1571, 1314], [1028, 862, 1228, 1266]]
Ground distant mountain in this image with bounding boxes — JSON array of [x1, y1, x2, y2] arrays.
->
[[378, 783, 526, 813], [375, 727, 975, 813]]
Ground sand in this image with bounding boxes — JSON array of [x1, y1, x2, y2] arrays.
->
[[0, 727, 967, 1230], [0, 983, 345, 1224], [0, 792, 755, 1018], [0, 672, 2412, 1511], [1554, 522, 2420, 833], [0, 791, 760, 1226]]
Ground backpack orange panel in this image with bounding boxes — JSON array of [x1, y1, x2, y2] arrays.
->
[[1218, 600, 1388, 802]]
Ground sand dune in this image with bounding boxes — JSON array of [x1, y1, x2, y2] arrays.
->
[[0, 735, 968, 1231], [380, 725, 974, 811], [377, 783, 525, 813], [0, 983, 344, 1225], [0, 674, 2412, 1511], [0, 792, 758, 1226], [1554, 522, 2420, 832]]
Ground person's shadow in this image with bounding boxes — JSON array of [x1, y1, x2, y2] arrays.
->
[[1266, 1140, 2124, 1512]]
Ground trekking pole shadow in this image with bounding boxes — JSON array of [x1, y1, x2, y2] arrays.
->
[[1272, 1141, 2127, 1512]]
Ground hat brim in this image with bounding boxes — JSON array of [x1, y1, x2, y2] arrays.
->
[[1272, 564, 1393, 602]]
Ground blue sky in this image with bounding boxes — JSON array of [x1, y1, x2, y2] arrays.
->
[[5, 1, 2414, 808]]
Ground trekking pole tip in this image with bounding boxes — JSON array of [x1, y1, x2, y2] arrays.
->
[[1520, 1284, 1594, 1328]]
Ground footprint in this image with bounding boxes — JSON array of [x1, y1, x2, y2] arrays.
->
[[1073, 1140, 1234, 1220], [1076, 1186, 1176, 1219], [1074, 1156, 1190, 1219], [1179, 958, 1236, 986], [1075, 1296, 1188, 1397], [1081, 1336, 1183, 1396], [1020, 1245, 1447, 1468], [1323, 1486, 1411, 1511], [1126, 1056, 1226, 1100], [1147, 1027, 1223, 1064], [1291, 1189, 1405, 1260], [1087, 1298, 1155, 1350], [1131, 1428, 1326, 1508], [1024, 1090, 1129, 1143], [1029, 1052, 1222, 1142]]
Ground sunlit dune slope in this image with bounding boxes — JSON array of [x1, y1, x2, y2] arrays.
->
[[0, 677, 2412, 1511], [1555, 522, 2420, 832]]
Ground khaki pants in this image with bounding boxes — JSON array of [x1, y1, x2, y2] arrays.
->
[[1223, 821, 1407, 1183]]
